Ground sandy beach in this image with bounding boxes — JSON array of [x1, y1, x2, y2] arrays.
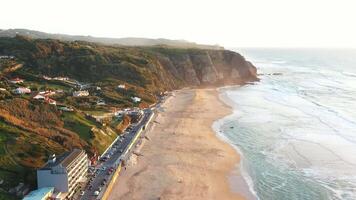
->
[[108, 89, 247, 200]]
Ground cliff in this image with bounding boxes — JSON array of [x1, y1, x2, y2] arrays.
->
[[0, 36, 257, 90], [152, 48, 257, 86]]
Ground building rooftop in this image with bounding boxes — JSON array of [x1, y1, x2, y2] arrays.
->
[[41, 149, 84, 170], [23, 187, 54, 200]]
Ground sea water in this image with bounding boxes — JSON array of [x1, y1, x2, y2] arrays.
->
[[216, 49, 356, 200]]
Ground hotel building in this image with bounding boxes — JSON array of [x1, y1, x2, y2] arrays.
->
[[37, 149, 89, 199]]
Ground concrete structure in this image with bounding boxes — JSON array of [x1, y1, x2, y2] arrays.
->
[[37, 149, 89, 199], [23, 187, 54, 200], [73, 90, 89, 97]]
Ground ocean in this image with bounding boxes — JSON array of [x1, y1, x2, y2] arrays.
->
[[215, 48, 356, 200]]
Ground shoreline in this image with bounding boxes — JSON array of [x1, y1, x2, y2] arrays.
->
[[214, 86, 258, 199], [108, 88, 251, 200]]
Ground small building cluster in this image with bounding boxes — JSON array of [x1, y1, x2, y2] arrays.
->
[[33, 90, 57, 105]]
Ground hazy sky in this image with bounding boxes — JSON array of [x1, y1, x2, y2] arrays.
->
[[1, 0, 356, 48]]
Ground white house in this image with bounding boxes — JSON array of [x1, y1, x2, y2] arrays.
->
[[33, 94, 46, 100], [9, 78, 24, 84], [73, 90, 89, 97], [13, 87, 31, 94], [118, 84, 126, 89], [131, 96, 141, 103]]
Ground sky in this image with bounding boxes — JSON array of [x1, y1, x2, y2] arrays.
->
[[1, 0, 356, 48]]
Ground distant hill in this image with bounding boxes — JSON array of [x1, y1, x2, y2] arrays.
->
[[0, 28, 223, 49]]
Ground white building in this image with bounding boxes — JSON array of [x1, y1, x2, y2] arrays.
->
[[37, 149, 89, 200], [33, 94, 46, 100], [73, 90, 89, 97], [13, 87, 31, 94], [53, 77, 69, 81], [10, 78, 24, 84], [118, 84, 126, 89], [131, 96, 141, 103], [0, 55, 15, 59]]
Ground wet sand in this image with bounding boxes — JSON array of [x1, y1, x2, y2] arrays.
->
[[108, 89, 247, 200]]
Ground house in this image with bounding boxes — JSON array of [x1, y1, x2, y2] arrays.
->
[[0, 88, 6, 91], [10, 78, 24, 84], [33, 94, 46, 100], [131, 96, 141, 103], [118, 84, 126, 89], [13, 87, 31, 94], [73, 90, 89, 97], [45, 98, 56, 105]]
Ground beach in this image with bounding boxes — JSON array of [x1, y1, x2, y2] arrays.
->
[[108, 89, 249, 200]]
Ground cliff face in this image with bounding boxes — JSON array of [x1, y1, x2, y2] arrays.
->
[[155, 49, 258, 87]]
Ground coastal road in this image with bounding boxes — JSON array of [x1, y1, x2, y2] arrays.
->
[[79, 108, 154, 200]]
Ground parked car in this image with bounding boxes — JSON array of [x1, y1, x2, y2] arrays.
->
[[94, 191, 99, 196]]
